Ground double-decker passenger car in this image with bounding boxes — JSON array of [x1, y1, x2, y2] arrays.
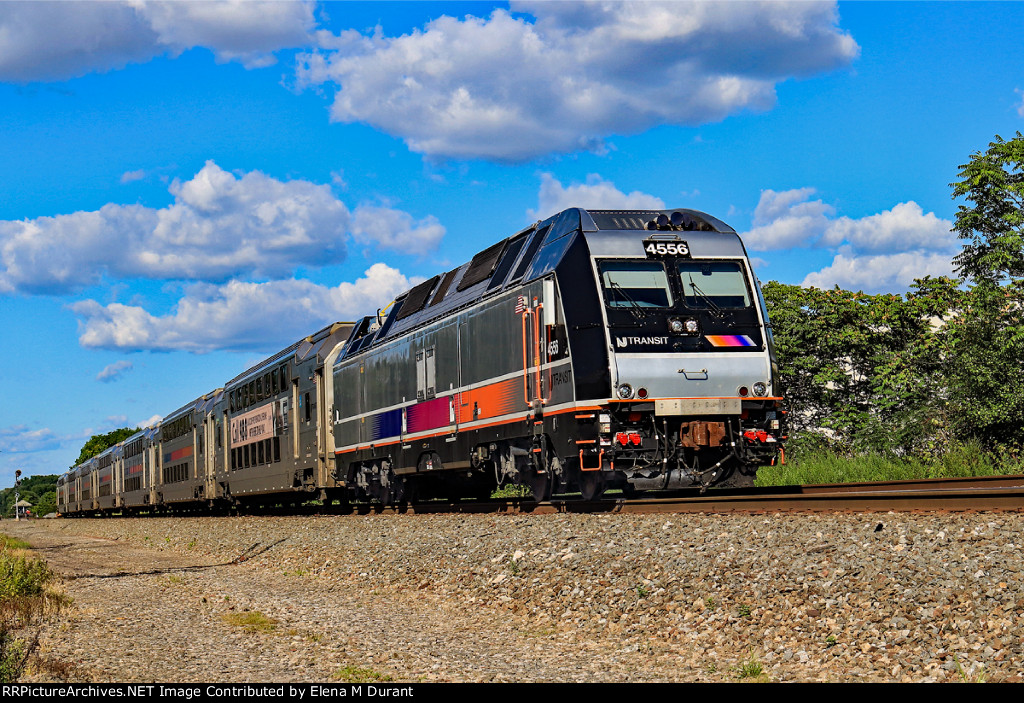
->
[[57, 207, 783, 514]]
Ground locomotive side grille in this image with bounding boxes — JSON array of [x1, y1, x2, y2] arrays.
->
[[430, 268, 459, 307], [396, 275, 441, 321], [457, 240, 508, 291]]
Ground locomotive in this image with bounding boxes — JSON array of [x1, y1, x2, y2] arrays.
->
[[57, 207, 783, 514]]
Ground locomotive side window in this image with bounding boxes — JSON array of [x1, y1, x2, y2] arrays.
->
[[598, 261, 674, 308], [677, 261, 752, 309]]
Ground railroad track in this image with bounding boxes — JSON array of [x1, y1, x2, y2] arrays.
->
[[72, 475, 1024, 518], [365, 474, 1024, 515]]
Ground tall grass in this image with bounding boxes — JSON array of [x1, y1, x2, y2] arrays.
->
[[0, 534, 61, 683], [756, 440, 1023, 487]]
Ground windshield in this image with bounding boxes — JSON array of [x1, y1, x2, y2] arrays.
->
[[677, 261, 752, 309], [599, 261, 673, 308]]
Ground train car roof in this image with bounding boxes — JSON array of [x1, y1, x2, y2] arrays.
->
[[338, 206, 742, 359], [94, 445, 115, 460], [74, 457, 96, 476], [225, 321, 354, 390], [119, 428, 148, 446], [163, 392, 213, 423]]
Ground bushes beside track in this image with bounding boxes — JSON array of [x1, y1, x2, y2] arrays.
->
[[0, 534, 65, 683], [755, 440, 1022, 487]]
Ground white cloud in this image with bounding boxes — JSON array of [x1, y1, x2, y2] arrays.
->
[[120, 169, 147, 184], [96, 360, 134, 383], [71, 264, 414, 352], [0, 1, 317, 82], [742, 187, 834, 250], [743, 187, 957, 292], [138, 414, 163, 429], [297, 1, 858, 161], [801, 251, 957, 292], [820, 201, 957, 253], [1016, 88, 1024, 118], [0, 425, 60, 454], [0, 161, 443, 294], [351, 206, 445, 255], [528, 173, 665, 220]]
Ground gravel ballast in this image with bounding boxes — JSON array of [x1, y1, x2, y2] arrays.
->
[[8, 510, 1024, 682]]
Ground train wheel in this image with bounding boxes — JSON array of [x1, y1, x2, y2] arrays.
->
[[389, 475, 408, 505], [526, 470, 550, 502], [579, 471, 606, 501]]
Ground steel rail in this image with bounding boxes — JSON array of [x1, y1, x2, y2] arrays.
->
[[371, 475, 1024, 515], [93, 475, 1024, 517]]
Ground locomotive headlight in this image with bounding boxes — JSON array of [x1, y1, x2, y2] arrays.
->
[[617, 383, 634, 399], [753, 382, 768, 397], [668, 316, 700, 335]]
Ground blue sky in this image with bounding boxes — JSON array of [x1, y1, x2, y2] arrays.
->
[[2, 1, 1022, 485]]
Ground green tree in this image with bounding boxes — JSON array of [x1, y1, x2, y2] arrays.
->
[[951, 132, 1024, 285], [73, 427, 139, 467], [0, 475, 58, 518], [947, 132, 1024, 449], [942, 282, 1024, 448], [759, 133, 1024, 460], [762, 277, 959, 457]]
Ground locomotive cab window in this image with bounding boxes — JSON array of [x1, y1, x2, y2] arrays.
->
[[677, 261, 752, 309], [598, 261, 674, 308]]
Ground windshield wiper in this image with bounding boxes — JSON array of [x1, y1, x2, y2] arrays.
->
[[687, 275, 726, 319], [608, 281, 647, 320]]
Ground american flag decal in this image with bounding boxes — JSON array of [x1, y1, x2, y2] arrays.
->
[[515, 295, 527, 314]]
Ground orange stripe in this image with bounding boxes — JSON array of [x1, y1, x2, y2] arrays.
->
[[607, 396, 783, 402], [336, 403, 604, 455]]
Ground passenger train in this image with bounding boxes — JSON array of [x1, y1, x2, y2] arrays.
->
[[57, 207, 784, 514]]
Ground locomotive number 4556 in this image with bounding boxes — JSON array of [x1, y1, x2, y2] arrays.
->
[[643, 239, 690, 257]]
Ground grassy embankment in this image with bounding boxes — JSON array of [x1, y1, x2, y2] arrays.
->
[[755, 441, 1023, 486], [0, 533, 67, 682]]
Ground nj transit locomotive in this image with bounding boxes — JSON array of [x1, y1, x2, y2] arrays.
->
[[57, 208, 783, 514]]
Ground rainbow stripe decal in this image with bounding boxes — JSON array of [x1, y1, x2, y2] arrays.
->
[[359, 378, 527, 445], [705, 335, 756, 347], [406, 396, 454, 434]]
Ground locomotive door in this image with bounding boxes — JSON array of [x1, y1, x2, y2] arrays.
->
[[454, 322, 466, 432], [299, 368, 316, 462], [204, 412, 217, 500], [521, 295, 549, 410], [314, 366, 331, 487]]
